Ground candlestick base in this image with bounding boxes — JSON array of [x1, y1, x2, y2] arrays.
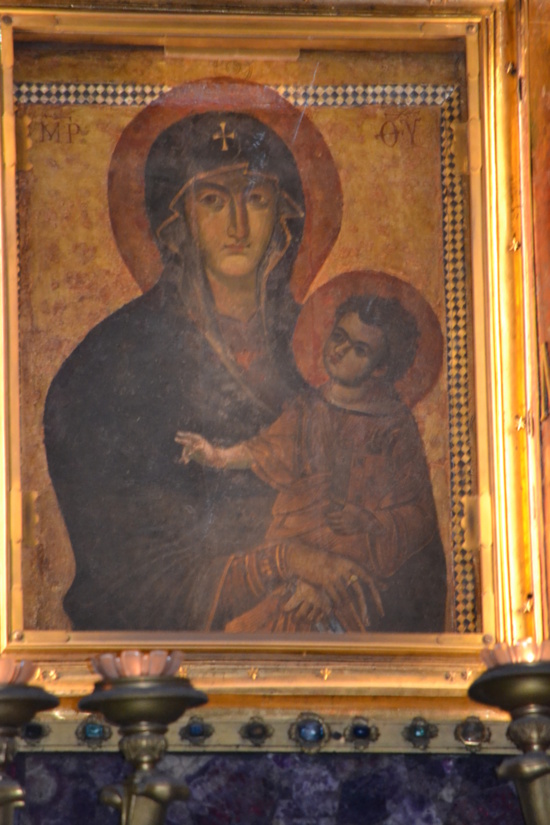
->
[[80, 676, 207, 825], [469, 662, 550, 825], [0, 684, 59, 825]]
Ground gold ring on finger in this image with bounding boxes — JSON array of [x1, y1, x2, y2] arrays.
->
[[347, 574, 358, 586]]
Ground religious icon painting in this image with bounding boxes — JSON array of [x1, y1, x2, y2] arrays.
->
[[16, 67, 473, 634]]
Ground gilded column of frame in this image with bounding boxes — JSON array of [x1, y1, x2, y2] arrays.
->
[[0, 15, 22, 648], [484, 5, 532, 643], [515, 0, 546, 639]]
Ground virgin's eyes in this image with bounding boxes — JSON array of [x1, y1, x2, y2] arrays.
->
[[197, 192, 226, 211], [192, 182, 274, 213], [246, 189, 273, 210]]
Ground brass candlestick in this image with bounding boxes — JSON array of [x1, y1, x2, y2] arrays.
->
[[79, 657, 207, 825], [469, 661, 550, 825], [0, 682, 59, 825]]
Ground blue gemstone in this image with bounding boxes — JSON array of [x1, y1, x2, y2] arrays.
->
[[351, 724, 371, 739], [413, 725, 427, 737], [84, 722, 105, 740], [297, 720, 324, 742], [188, 722, 205, 738], [23, 723, 45, 741]]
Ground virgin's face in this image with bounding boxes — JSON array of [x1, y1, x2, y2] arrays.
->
[[184, 169, 277, 281]]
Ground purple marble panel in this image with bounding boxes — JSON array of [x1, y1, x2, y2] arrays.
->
[[14, 752, 524, 825]]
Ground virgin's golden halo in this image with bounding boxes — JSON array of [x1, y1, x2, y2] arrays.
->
[[108, 78, 342, 301]]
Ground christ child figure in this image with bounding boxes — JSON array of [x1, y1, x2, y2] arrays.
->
[[176, 292, 447, 634]]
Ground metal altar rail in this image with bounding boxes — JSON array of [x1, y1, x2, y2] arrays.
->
[[20, 708, 513, 755]]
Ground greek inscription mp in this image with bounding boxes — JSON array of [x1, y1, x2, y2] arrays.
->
[[37, 117, 83, 144]]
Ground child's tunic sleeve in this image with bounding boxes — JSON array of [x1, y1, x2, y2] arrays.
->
[[244, 399, 302, 490]]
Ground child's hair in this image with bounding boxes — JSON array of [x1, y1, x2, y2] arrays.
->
[[334, 294, 420, 382]]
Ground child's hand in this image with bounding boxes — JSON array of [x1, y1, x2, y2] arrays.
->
[[175, 433, 252, 471], [326, 503, 381, 535], [175, 431, 220, 467]]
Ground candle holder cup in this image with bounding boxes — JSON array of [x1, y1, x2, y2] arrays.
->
[[0, 674, 59, 825], [79, 654, 207, 825], [469, 660, 550, 825]]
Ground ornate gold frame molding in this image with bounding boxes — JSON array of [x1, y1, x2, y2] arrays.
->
[[0, 3, 539, 722]]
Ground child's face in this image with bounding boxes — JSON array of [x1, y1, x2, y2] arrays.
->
[[323, 312, 387, 387]]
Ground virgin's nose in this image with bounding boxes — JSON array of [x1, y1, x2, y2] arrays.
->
[[228, 194, 250, 241]]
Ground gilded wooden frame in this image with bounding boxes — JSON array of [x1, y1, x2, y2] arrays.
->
[[0, 3, 539, 706]]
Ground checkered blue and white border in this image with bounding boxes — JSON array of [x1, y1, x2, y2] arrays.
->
[[15, 80, 475, 632], [15, 81, 456, 108]]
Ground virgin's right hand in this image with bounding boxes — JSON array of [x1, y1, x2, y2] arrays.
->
[[175, 431, 219, 466], [282, 580, 333, 626], [284, 545, 382, 625]]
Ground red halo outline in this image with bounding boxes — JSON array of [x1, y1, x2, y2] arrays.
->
[[108, 78, 343, 301], [292, 270, 444, 407]]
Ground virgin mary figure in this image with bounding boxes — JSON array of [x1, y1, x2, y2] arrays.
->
[[43, 79, 342, 631]]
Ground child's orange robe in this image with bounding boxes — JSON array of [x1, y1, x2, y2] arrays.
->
[[208, 386, 447, 633]]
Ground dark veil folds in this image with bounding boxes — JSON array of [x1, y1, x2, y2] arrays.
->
[[142, 111, 308, 368]]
